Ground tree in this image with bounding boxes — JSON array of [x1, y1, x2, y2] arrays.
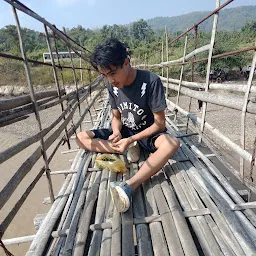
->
[[130, 19, 155, 42]]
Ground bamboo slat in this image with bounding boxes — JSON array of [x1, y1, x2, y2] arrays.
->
[[164, 82, 256, 115], [151, 175, 185, 255], [131, 163, 153, 256], [141, 167, 169, 255], [160, 76, 256, 94], [26, 173, 75, 256], [164, 165, 213, 256], [0, 89, 64, 111], [158, 172, 199, 256], [73, 171, 102, 255], [87, 170, 109, 256]]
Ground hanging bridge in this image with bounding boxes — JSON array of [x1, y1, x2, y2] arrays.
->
[[0, 0, 256, 255]]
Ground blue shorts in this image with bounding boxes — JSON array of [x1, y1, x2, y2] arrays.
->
[[91, 126, 168, 153]]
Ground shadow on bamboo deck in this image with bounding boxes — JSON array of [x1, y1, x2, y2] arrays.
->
[[25, 112, 256, 256]]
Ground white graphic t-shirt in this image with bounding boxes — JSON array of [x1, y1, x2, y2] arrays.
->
[[107, 70, 167, 133]]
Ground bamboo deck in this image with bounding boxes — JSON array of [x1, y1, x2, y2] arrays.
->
[[25, 107, 256, 256]]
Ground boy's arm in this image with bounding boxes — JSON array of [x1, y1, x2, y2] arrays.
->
[[109, 109, 123, 142]]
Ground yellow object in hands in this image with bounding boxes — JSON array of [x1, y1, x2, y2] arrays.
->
[[95, 154, 127, 173]]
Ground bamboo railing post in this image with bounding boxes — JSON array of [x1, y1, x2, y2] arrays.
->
[[44, 25, 71, 149], [161, 39, 164, 77], [199, 0, 220, 142], [240, 49, 256, 180], [88, 69, 97, 114], [63, 27, 82, 131], [174, 31, 188, 122], [186, 25, 198, 133], [12, 6, 55, 203], [165, 26, 169, 99]]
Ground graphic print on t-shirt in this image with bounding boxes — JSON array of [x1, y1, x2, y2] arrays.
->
[[141, 83, 147, 97]]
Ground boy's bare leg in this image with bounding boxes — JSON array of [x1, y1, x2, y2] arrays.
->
[[76, 131, 118, 153], [125, 134, 179, 191]]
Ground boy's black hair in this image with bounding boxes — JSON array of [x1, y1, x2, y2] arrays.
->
[[90, 38, 127, 71]]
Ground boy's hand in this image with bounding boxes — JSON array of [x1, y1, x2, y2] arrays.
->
[[108, 132, 122, 143], [111, 138, 132, 153]]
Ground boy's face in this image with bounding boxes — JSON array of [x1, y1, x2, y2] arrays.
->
[[98, 58, 130, 88]]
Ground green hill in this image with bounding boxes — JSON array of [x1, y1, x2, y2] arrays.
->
[[146, 6, 256, 33]]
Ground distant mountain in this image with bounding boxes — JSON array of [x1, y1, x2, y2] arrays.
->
[[146, 6, 256, 33]]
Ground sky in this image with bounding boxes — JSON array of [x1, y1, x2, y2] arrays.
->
[[0, 0, 255, 32]]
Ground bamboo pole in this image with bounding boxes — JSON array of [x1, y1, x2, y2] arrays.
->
[[73, 171, 102, 255], [0, 90, 64, 111], [164, 82, 256, 114], [232, 202, 256, 211], [188, 168, 256, 255], [173, 157, 241, 255], [182, 137, 256, 227], [87, 170, 108, 256], [52, 154, 92, 255], [174, 31, 188, 122], [26, 174, 76, 256], [0, 98, 75, 164], [130, 162, 154, 256], [164, 165, 213, 256], [165, 26, 169, 99], [2, 235, 35, 246], [151, 175, 184, 255], [141, 157, 169, 256], [200, 0, 220, 142], [186, 25, 198, 132], [0, 91, 96, 211], [0, 95, 57, 119], [182, 167, 245, 255], [166, 99, 253, 163], [175, 140, 256, 251], [158, 172, 199, 256], [135, 43, 211, 69], [99, 170, 116, 256], [12, 6, 54, 203], [44, 24, 71, 149], [240, 50, 256, 179], [160, 76, 256, 94], [46, 151, 86, 255], [63, 27, 83, 132], [161, 39, 164, 77]]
